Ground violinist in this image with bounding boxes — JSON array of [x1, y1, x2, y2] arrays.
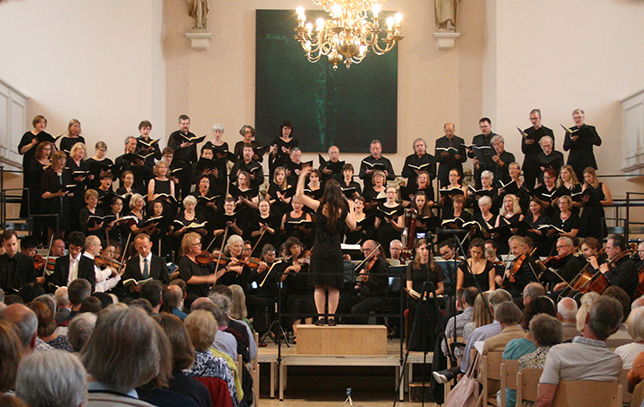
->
[[598, 234, 638, 299], [545, 237, 584, 293], [254, 244, 279, 335], [277, 237, 314, 342], [388, 240, 403, 266], [121, 233, 169, 297], [0, 230, 37, 294], [456, 238, 495, 292], [85, 235, 121, 293], [51, 239, 66, 258], [343, 240, 389, 324], [178, 232, 216, 308], [496, 235, 539, 301], [48, 231, 95, 292], [215, 235, 251, 288]]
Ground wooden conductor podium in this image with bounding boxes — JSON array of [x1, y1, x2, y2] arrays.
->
[[296, 325, 388, 355]]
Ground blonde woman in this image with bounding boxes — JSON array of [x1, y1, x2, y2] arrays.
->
[[579, 167, 612, 240], [59, 118, 85, 153]]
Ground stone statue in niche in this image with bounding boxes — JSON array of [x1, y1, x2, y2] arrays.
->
[[188, 0, 209, 30], [435, 0, 458, 31]]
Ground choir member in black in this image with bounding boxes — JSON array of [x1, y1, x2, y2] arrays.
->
[[178, 232, 216, 308], [194, 146, 225, 194], [599, 234, 638, 300], [564, 108, 603, 181], [466, 118, 497, 189], [210, 196, 243, 253], [253, 244, 279, 336], [402, 170, 433, 207], [319, 145, 343, 183], [456, 238, 495, 292], [230, 144, 264, 189], [249, 199, 280, 257], [66, 142, 90, 233], [193, 175, 219, 226], [79, 189, 109, 244], [402, 138, 436, 202], [19, 115, 53, 218], [127, 193, 157, 236], [284, 147, 308, 187], [58, 119, 85, 154], [438, 168, 468, 210], [304, 169, 323, 202], [115, 136, 153, 194], [556, 165, 582, 215], [543, 237, 583, 293], [231, 171, 259, 225], [168, 115, 199, 200], [28, 141, 53, 242], [470, 196, 497, 240], [405, 239, 444, 347], [277, 237, 314, 340], [493, 194, 524, 254], [41, 150, 72, 239], [266, 166, 293, 218], [524, 198, 550, 257], [532, 168, 560, 218], [0, 230, 37, 294], [145, 200, 172, 258], [534, 136, 564, 184], [411, 190, 436, 238], [161, 147, 182, 191], [440, 194, 472, 231], [495, 235, 539, 301], [171, 195, 207, 251], [268, 120, 298, 177], [341, 240, 388, 324], [115, 170, 138, 207], [340, 163, 362, 200], [147, 161, 176, 218], [498, 162, 531, 213], [86, 141, 115, 190], [281, 196, 313, 248], [135, 120, 162, 168], [201, 123, 229, 158], [435, 122, 467, 188], [106, 196, 129, 249], [363, 170, 387, 212], [374, 186, 404, 257], [545, 195, 580, 241], [234, 124, 263, 162], [579, 167, 612, 241], [489, 135, 515, 186], [346, 197, 373, 246], [96, 172, 115, 214], [359, 139, 395, 189], [522, 109, 555, 191], [468, 170, 498, 214]]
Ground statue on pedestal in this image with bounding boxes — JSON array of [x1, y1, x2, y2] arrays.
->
[[188, 0, 209, 30], [435, 0, 458, 31]]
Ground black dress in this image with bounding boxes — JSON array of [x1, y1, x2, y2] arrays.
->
[[59, 136, 86, 154], [41, 168, 72, 233], [308, 205, 348, 289], [178, 256, 213, 305], [18, 130, 53, 218], [458, 260, 494, 292], [579, 184, 607, 240]]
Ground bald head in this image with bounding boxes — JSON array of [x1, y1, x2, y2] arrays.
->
[[190, 297, 214, 312], [557, 297, 578, 322], [0, 304, 37, 352]]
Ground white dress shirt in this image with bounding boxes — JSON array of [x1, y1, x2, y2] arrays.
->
[[67, 253, 82, 286]]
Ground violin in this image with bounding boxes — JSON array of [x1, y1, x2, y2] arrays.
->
[[94, 255, 124, 270], [196, 251, 263, 269], [507, 254, 526, 283], [34, 254, 47, 270]]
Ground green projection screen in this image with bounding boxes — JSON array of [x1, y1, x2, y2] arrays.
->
[[255, 9, 398, 153]]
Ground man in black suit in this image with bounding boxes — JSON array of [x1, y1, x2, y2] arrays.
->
[[47, 231, 95, 292], [563, 108, 602, 181], [168, 114, 198, 199], [435, 122, 466, 187], [522, 109, 554, 191], [359, 139, 395, 189], [121, 233, 169, 299], [0, 230, 37, 294]]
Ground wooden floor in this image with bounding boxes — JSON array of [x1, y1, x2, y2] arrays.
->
[[256, 335, 436, 404]]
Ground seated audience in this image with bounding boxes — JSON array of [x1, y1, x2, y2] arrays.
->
[[67, 312, 97, 353]]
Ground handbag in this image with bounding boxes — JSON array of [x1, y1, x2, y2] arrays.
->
[[444, 352, 481, 407]]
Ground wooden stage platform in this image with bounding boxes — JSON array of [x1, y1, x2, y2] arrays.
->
[[256, 325, 433, 402]]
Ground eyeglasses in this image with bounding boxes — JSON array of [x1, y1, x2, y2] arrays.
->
[[191, 242, 202, 247]]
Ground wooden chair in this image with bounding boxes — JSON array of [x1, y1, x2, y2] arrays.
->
[[478, 351, 504, 407], [630, 380, 644, 407], [500, 359, 519, 407], [516, 367, 542, 406], [619, 368, 631, 407], [552, 380, 622, 407], [443, 335, 465, 399]]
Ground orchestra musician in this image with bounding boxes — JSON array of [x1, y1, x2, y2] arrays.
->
[[495, 235, 540, 303], [178, 232, 216, 308], [543, 237, 583, 293], [47, 231, 95, 292], [598, 234, 638, 300], [0, 230, 37, 294]]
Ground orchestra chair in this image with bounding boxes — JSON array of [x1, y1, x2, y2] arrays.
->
[[552, 380, 622, 407], [516, 368, 541, 406], [630, 380, 644, 407], [500, 359, 519, 407], [478, 351, 503, 407]]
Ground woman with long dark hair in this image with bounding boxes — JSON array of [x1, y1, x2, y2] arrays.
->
[[295, 166, 357, 326]]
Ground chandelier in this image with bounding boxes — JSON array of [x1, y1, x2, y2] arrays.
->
[[294, 0, 403, 70]]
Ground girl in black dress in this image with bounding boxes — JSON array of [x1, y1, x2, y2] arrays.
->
[[411, 190, 436, 239], [374, 186, 405, 256], [29, 141, 53, 242], [269, 121, 298, 177], [86, 141, 114, 190], [493, 194, 524, 254], [58, 119, 86, 154], [266, 166, 293, 218], [66, 142, 90, 233], [547, 195, 580, 240], [532, 168, 560, 218], [363, 170, 387, 212], [557, 165, 583, 215], [456, 238, 495, 292], [281, 196, 313, 248], [295, 167, 357, 326], [249, 199, 280, 257], [147, 161, 176, 203], [41, 150, 72, 239], [19, 115, 53, 218], [438, 168, 468, 209], [579, 167, 613, 240], [340, 163, 362, 200], [345, 197, 375, 246], [524, 198, 550, 256]]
